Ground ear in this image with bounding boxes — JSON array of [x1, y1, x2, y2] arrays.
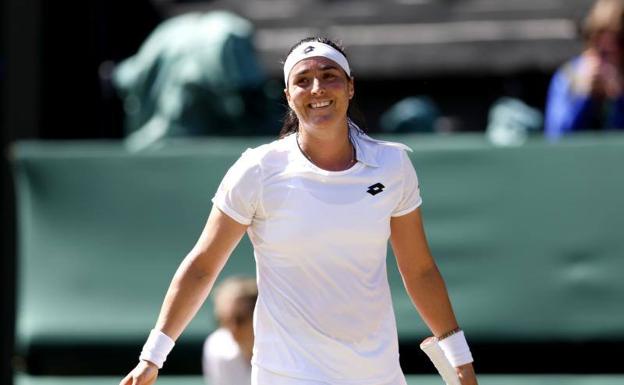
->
[[284, 88, 294, 109], [348, 77, 355, 100]]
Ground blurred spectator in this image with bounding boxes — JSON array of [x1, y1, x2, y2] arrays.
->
[[545, 0, 624, 140], [379, 96, 442, 133], [487, 97, 543, 146], [113, 11, 281, 151], [203, 276, 257, 385]]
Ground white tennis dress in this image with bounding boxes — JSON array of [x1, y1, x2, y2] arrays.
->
[[212, 127, 422, 385]]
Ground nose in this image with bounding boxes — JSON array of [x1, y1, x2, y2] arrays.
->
[[311, 77, 325, 95]]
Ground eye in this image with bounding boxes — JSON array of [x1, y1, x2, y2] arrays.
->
[[295, 77, 309, 86]]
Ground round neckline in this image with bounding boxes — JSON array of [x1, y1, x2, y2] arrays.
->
[[289, 133, 363, 176]]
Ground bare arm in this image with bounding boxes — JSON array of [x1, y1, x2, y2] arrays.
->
[[154, 205, 248, 339], [390, 208, 477, 385], [120, 205, 248, 385], [390, 208, 457, 336]]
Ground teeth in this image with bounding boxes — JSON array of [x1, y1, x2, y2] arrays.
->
[[311, 101, 331, 108]]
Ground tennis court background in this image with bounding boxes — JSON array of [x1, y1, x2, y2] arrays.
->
[[10, 133, 624, 382]]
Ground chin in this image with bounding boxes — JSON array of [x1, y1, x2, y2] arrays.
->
[[307, 115, 343, 127]]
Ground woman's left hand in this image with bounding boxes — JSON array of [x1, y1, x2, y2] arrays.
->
[[456, 363, 478, 385]]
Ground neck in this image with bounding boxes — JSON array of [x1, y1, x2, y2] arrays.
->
[[297, 122, 355, 171]]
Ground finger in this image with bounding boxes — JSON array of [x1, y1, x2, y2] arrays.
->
[[119, 374, 132, 385], [136, 374, 146, 385], [457, 367, 478, 385]]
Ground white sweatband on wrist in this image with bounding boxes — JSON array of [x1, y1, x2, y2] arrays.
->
[[437, 330, 473, 367], [283, 41, 351, 85], [139, 329, 175, 369]]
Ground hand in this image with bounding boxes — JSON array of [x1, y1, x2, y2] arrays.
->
[[577, 52, 624, 98], [456, 363, 478, 385], [119, 360, 159, 385], [577, 53, 608, 97], [599, 61, 624, 98]]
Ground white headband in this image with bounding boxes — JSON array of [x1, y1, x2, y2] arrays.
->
[[283, 42, 351, 85]]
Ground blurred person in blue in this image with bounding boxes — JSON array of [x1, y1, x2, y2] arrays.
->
[[545, 0, 624, 139], [203, 276, 256, 385]]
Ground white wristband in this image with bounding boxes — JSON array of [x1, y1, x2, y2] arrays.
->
[[139, 329, 175, 369], [437, 330, 473, 367]]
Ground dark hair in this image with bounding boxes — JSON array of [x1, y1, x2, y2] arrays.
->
[[279, 37, 367, 138]]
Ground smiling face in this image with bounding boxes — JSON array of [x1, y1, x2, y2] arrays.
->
[[284, 56, 354, 133]]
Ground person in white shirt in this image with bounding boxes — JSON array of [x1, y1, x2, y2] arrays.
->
[[120, 37, 479, 385], [203, 276, 256, 385]]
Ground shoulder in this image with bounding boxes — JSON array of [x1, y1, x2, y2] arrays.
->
[[553, 56, 582, 83], [369, 137, 412, 154], [235, 135, 293, 171], [352, 130, 412, 168], [221, 136, 291, 186]]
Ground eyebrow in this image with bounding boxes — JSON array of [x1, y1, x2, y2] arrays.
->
[[292, 63, 341, 77]]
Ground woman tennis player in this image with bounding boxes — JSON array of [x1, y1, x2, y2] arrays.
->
[[120, 37, 478, 385]]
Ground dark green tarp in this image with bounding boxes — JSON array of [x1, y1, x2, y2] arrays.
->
[[113, 11, 280, 150]]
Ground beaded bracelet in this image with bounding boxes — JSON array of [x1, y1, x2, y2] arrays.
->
[[437, 327, 462, 341]]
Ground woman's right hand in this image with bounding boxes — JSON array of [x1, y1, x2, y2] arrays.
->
[[119, 360, 159, 385], [577, 53, 605, 96], [578, 51, 624, 98]]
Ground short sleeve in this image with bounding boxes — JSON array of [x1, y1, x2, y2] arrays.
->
[[212, 149, 262, 225], [391, 150, 422, 217]]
